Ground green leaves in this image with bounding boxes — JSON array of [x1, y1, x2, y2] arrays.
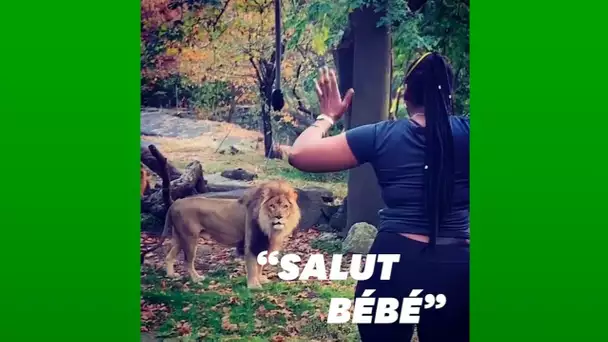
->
[[383, 0, 469, 115], [311, 25, 329, 55]]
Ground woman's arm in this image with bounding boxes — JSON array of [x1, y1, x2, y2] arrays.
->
[[288, 67, 359, 173], [288, 118, 358, 173]]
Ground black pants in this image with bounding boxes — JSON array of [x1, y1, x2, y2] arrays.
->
[[355, 232, 469, 342]]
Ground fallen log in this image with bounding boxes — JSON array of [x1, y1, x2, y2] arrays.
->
[[140, 145, 182, 181], [139, 142, 338, 232], [141, 160, 207, 218]]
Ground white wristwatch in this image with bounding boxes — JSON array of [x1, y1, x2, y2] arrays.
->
[[316, 114, 335, 126]]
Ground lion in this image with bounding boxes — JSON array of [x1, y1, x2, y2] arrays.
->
[[140, 180, 301, 289]]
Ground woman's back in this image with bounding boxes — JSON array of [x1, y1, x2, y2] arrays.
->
[[288, 54, 470, 342], [345, 116, 470, 238]]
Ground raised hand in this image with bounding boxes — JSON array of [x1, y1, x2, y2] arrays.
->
[[314, 67, 354, 121]]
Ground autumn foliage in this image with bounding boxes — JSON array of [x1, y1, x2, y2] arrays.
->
[[141, 0, 323, 120]]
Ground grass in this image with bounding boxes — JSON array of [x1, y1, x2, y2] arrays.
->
[[141, 266, 359, 341], [311, 238, 344, 255], [141, 230, 360, 342]]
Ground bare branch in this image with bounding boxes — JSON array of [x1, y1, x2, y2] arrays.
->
[[210, 0, 232, 29], [249, 56, 264, 86], [291, 64, 312, 116]]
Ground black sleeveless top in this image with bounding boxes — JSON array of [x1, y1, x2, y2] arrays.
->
[[344, 116, 470, 238]]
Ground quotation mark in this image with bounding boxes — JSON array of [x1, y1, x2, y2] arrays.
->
[[257, 251, 280, 266], [423, 293, 447, 309]]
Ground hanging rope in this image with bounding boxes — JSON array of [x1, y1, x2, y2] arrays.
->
[[270, 0, 284, 111]]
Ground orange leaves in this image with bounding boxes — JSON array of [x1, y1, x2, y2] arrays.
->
[[142, 0, 328, 107], [175, 320, 193, 336], [140, 299, 170, 332], [166, 47, 179, 56], [221, 315, 239, 332], [278, 112, 295, 124], [220, 307, 239, 332]]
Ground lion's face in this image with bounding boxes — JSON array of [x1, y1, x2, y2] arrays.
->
[[259, 182, 299, 231]]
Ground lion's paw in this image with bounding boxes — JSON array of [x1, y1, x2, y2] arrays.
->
[[247, 282, 263, 290]]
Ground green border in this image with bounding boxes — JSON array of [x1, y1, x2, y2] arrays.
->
[[471, 2, 608, 341], [0, 0, 140, 340], [2, 0, 608, 341]]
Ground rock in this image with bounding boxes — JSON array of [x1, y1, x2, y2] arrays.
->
[[318, 205, 340, 226], [314, 223, 335, 233], [218, 144, 245, 155], [140, 333, 161, 342], [141, 213, 163, 233], [229, 145, 241, 154], [294, 188, 330, 231], [204, 173, 253, 192], [220, 168, 257, 181], [330, 197, 348, 235], [301, 185, 335, 203], [342, 222, 378, 255]]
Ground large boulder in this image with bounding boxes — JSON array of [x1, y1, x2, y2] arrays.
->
[[342, 222, 378, 254], [300, 185, 335, 203], [141, 213, 164, 234], [204, 173, 253, 192], [220, 168, 258, 181]]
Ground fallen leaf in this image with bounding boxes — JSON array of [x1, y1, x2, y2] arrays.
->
[[141, 310, 155, 321], [221, 315, 239, 331], [175, 320, 192, 336], [256, 305, 268, 316]]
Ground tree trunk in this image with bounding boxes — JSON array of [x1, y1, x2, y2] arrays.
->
[[261, 103, 274, 158], [345, 5, 390, 232], [333, 25, 355, 130], [227, 83, 238, 123]]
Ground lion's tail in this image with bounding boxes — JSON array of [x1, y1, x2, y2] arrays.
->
[[140, 210, 173, 265]]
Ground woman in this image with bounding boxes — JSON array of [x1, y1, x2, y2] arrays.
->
[[288, 52, 469, 341]]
